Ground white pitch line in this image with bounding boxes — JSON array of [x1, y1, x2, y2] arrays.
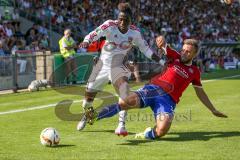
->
[[0, 102, 65, 115], [0, 74, 239, 115], [201, 74, 240, 83], [0, 95, 115, 115]]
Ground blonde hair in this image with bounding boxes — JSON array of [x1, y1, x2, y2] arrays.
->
[[184, 39, 199, 53]]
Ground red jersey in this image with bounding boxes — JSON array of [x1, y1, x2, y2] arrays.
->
[[150, 46, 202, 103]]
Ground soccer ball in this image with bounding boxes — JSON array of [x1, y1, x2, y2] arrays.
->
[[40, 128, 60, 147]]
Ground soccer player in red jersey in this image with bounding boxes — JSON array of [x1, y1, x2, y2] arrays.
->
[[78, 36, 227, 139]]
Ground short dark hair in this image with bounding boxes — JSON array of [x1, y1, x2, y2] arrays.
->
[[184, 39, 199, 53], [118, 3, 132, 18]]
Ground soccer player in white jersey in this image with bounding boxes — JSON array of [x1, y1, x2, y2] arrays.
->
[[77, 3, 161, 136]]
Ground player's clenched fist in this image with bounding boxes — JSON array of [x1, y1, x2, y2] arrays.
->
[[156, 36, 166, 49]]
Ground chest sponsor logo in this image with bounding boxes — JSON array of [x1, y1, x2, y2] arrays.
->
[[173, 65, 189, 79], [104, 41, 132, 51]]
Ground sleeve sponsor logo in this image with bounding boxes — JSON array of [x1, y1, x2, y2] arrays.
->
[[89, 32, 97, 41]]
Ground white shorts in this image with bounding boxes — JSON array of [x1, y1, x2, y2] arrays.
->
[[87, 61, 131, 92]]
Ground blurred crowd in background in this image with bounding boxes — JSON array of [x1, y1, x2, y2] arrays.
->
[[0, 20, 50, 56], [16, 0, 240, 47], [0, 0, 240, 75]]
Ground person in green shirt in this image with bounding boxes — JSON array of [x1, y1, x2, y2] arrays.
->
[[59, 29, 77, 84]]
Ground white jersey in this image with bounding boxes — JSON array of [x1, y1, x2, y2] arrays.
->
[[83, 20, 153, 68]]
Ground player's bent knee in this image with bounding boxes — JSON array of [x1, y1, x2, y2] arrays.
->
[[119, 96, 137, 110], [119, 100, 128, 110]]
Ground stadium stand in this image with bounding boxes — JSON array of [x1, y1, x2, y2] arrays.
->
[[16, 0, 240, 47], [0, 0, 239, 91], [15, 0, 240, 73]]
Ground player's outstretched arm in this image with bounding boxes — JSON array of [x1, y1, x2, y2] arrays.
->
[[155, 36, 180, 60], [193, 86, 228, 118], [79, 20, 113, 48], [151, 35, 167, 62]]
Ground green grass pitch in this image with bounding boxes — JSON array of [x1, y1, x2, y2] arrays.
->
[[0, 70, 240, 160]]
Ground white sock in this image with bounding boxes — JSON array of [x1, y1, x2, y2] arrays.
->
[[118, 82, 129, 127], [118, 110, 127, 127]]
